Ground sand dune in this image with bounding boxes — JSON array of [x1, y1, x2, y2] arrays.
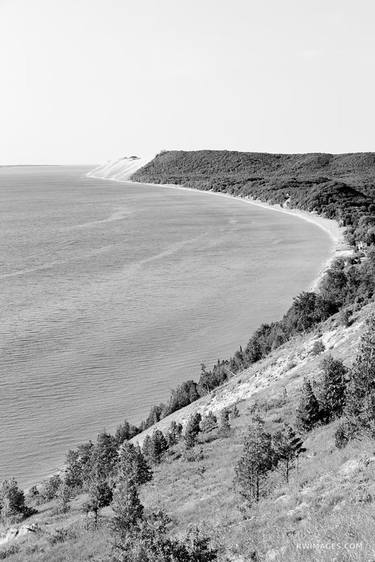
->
[[87, 155, 152, 181]]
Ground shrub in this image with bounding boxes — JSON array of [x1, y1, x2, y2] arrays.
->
[[40, 474, 62, 501], [0, 479, 30, 522], [335, 423, 350, 449], [219, 409, 231, 436], [0, 545, 20, 559], [183, 448, 205, 463], [338, 308, 352, 327], [200, 412, 218, 433], [311, 339, 325, 356], [47, 527, 76, 546]]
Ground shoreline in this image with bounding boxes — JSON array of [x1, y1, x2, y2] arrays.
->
[[88, 171, 352, 292], [22, 172, 348, 493]]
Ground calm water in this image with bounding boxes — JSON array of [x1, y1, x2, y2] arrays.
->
[[0, 166, 332, 486]]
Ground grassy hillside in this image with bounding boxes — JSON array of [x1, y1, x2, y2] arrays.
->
[[2, 303, 375, 561]]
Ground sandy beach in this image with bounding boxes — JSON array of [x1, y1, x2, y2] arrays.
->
[[136, 182, 351, 291], [88, 159, 351, 293]]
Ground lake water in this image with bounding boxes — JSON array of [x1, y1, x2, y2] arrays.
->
[[0, 166, 332, 486]]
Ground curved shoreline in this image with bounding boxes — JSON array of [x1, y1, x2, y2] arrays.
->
[[18, 170, 348, 492], [88, 171, 351, 292]]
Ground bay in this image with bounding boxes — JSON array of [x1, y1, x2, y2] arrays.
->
[[0, 166, 332, 486]]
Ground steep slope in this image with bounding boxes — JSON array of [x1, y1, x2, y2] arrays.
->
[[131, 151, 375, 223], [87, 155, 151, 181], [3, 303, 375, 561]]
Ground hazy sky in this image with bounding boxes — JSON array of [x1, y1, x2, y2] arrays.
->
[[1, 0, 374, 164]]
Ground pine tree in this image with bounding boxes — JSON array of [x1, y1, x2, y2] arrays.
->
[[345, 316, 375, 431], [111, 480, 144, 541], [150, 430, 168, 464], [273, 425, 305, 483], [219, 409, 231, 435], [296, 379, 321, 431], [115, 420, 139, 445], [84, 477, 113, 526], [117, 442, 152, 486], [184, 413, 202, 449], [200, 412, 218, 433], [0, 478, 27, 521], [234, 418, 274, 504], [141, 435, 154, 465], [166, 420, 183, 446], [319, 355, 347, 421], [91, 431, 118, 482], [56, 479, 71, 513], [65, 441, 94, 492]]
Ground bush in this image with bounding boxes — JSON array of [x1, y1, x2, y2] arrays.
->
[[40, 474, 62, 501], [183, 448, 205, 463], [200, 412, 218, 433], [311, 339, 325, 356], [0, 479, 33, 522], [47, 527, 76, 546], [0, 545, 20, 559], [338, 308, 352, 327]]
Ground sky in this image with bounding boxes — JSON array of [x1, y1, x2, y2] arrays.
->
[[0, 0, 375, 164]]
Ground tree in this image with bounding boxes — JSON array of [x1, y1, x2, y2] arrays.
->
[[0, 479, 28, 521], [219, 409, 231, 435], [143, 404, 166, 430], [112, 496, 217, 562], [151, 430, 168, 464], [184, 413, 202, 449], [115, 420, 139, 445], [142, 435, 153, 464], [319, 356, 347, 421], [200, 412, 217, 433], [56, 479, 71, 514], [234, 418, 275, 504], [142, 431, 168, 465], [285, 292, 335, 333], [84, 478, 113, 526], [112, 480, 144, 541], [65, 441, 94, 492], [296, 379, 321, 432], [91, 431, 118, 482], [166, 420, 183, 447], [345, 316, 375, 431], [273, 425, 305, 483], [166, 380, 200, 415], [319, 263, 349, 307], [40, 474, 62, 501], [117, 442, 152, 486]]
